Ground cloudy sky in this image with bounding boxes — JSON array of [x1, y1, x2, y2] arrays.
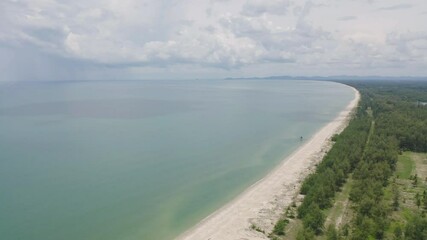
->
[[1, 0, 427, 81]]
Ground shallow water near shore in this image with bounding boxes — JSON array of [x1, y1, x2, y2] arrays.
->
[[0, 80, 353, 240]]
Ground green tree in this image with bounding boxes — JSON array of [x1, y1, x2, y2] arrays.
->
[[413, 174, 418, 187], [392, 183, 400, 211], [423, 190, 427, 210], [415, 193, 421, 208], [405, 214, 427, 240], [272, 218, 288, 236], [302, 203, 325, 235]]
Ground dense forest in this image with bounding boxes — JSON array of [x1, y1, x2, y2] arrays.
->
[[345, 81, 427, 239], [269, 80, 427, 240]]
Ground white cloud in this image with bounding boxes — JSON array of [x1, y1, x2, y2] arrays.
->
[[241, 0, 291, 17], [0, 0, 427, 81]]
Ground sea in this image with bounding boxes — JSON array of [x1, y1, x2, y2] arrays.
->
[[0, 80, 354, 240]]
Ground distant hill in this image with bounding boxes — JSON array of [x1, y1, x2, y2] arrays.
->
[[225, 75, 427, 81]]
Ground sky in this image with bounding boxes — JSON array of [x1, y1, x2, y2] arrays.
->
[[1, 0, 427, 81]]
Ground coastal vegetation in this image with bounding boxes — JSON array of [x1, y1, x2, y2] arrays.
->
[[269, 80, 427, 239]]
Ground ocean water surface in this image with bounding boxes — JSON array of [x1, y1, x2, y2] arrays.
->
[[0, 80, 354, 240]]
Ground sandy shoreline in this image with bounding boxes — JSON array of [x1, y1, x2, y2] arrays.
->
[[176, 86, 360, 240]]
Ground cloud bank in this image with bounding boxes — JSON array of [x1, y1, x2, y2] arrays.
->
[[1, 0, 427, 81]]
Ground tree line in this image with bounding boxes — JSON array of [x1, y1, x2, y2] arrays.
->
[[270, 80, 427, 239], [346, 81, 427, 239]]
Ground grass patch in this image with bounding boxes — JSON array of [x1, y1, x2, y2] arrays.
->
[[385, 152, 427, 238], [282, 219, 303, 240], [320, 179, 354, 239], [397, 152, 414, 179], [401, 207, 414, 220], [324, 177, 353, 229], [411, 152, 427, 183]]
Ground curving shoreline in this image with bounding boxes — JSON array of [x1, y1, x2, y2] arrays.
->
[[176, 86, 360, 240]]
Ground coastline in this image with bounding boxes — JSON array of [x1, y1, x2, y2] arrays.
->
[[176, 86, 360, 240]]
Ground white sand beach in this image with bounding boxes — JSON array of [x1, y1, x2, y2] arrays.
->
[[177, 86, 360, 240]]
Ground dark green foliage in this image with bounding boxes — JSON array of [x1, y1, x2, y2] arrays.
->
[[296, 82, 373, 236], [331, 134, 339, 142], [415, 193, 421, 208], [344, 81, 427, 152], [424, 190, 427, 210], [276, 81, 427, 239], [340, 224, 350, 237], [297, 110, 371, 230], [392, 183, 400, 211], [272, 218, 288, 236], [340, 80, 427, 239], [351, 216, 376, 240], [302, 203, 325, 235], [404, 214, 427, 240], [412, 174, 418, 187]]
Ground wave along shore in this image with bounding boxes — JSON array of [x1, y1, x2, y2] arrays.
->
[[176, 86, 360, 240]]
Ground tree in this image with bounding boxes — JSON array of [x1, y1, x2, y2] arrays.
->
[[405, 214, 427, 240], [302, 203, 325, 235], [413, 174, 418, 187], [415, 193, 421, 208], [424, 190, 427, 210], [272, 218, 288, 236], [392, 183, 400, 211]]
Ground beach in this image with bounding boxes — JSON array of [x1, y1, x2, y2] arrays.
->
[[177, 86, 360, 240]]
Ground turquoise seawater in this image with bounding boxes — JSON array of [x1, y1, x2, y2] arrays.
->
[[0, 80, 354, 240]]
